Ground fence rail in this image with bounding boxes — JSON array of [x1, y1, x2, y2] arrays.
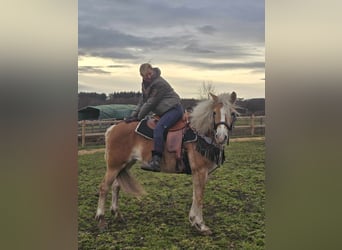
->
[[78, 115, 265, 147]]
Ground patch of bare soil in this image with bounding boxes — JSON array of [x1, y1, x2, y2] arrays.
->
[[78, 148, 105, 155], [230, 137, 265, 142]]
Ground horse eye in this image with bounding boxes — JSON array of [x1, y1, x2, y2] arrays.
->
[[213, 112, 216, 115]]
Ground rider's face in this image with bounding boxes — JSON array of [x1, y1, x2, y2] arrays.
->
[[141, 69, 153, 82]]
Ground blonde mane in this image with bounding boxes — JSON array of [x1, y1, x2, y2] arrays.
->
[[190, 93, 237, 135]]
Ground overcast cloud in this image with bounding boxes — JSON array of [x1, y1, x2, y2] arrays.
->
[[78, 0, 265, 99]]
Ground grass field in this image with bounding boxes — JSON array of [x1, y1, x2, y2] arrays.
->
[[78, 140, 265, 249]]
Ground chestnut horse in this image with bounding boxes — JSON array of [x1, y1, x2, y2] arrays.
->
[[95, 92, 237, 235]]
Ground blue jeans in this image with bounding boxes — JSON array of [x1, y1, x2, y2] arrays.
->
[[153, 104, 184, 155]]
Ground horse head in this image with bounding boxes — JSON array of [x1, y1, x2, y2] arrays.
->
[[209, 92, 237, 145]]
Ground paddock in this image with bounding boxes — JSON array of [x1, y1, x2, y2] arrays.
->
[[78, 139, 265, 249]]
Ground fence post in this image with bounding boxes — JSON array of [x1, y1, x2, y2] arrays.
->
[[251, 114, 255, 136], [81, 120, 86, 147]]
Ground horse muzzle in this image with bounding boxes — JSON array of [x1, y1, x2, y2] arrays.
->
[[215, 129, 228, 144]]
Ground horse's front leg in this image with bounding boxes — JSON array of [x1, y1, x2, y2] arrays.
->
[[189, 167, 212, 235]]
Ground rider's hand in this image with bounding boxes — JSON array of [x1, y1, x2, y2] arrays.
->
[[124, 116, 139, 123]]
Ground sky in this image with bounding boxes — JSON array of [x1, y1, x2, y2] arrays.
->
[[78, 0, 264, 99]]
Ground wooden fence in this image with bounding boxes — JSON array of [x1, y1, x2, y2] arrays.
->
[[78, 115, 265, 147]]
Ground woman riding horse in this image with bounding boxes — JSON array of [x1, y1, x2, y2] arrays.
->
[[128, 63, 184, 172]]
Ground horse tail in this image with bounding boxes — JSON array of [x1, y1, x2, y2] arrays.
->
[[116, 168, 146, 198]]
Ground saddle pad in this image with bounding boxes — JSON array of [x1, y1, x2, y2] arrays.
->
[[183, 128, 197, 143], [135, 118, 198, 143], [135, 118, 154, 139]]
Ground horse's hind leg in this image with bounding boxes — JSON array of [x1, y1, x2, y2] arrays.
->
[[110, 159, 136, 222], [110, 179, 124, 221], [95, 168, 118, 230]]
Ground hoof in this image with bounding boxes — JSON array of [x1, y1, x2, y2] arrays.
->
[[200, 228, 213, 236], [111, 209, 125, 222], [191, 220, 213, 236], [98, 219, 107, 231], [96, 215, 107, 231]]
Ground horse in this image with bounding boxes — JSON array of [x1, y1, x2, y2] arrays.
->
[[95, 92, 238, 235]]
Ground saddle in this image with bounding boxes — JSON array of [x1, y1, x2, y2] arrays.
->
[[135, 113, 197, 174], [135, 113, 228, 174], [143, 113, 189, 160]]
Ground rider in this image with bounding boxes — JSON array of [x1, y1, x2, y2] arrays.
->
[[130, 63, 183, 172]]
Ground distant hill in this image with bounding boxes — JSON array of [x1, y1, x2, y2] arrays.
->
[[236, 98, 265, 116]]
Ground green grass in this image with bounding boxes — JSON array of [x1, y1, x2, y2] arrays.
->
[[78, 140, 265, 249]]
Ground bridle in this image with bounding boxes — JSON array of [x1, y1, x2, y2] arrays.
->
[[211, 110, 237, 146], [213, 111, 237, 131]]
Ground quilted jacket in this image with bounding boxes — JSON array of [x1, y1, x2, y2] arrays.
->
[[131, 68, 181, 120]]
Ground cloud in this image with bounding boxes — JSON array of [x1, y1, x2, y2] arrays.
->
[[79, 49, 139, 60], [78, 0, 264, 62], [78, 25, 151, 50], [78, 0, 265, 98], [170, 60, 264, 70], [107, 64, 129, 68], [78, 66, 111, 75], [197, 25, 217, 35], [183, 42, 215, 54]]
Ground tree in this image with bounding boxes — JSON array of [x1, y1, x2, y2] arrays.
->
[[198, 81, 216, 100], [78, 92, 107, 108]]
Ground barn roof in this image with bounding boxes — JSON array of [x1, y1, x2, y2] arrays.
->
[[78, 104, 136, 120]]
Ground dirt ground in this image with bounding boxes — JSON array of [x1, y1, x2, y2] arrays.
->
[[78, 137, 265, 156]]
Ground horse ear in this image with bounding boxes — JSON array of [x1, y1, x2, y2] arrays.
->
[[209, 92, 218, 102], [230, 91, 237, 103]]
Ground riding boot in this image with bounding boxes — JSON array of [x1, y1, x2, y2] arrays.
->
[[141, 152, 162, 172]]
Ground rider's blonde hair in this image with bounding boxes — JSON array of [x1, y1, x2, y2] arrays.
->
[[139, 63, 152, 76]]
